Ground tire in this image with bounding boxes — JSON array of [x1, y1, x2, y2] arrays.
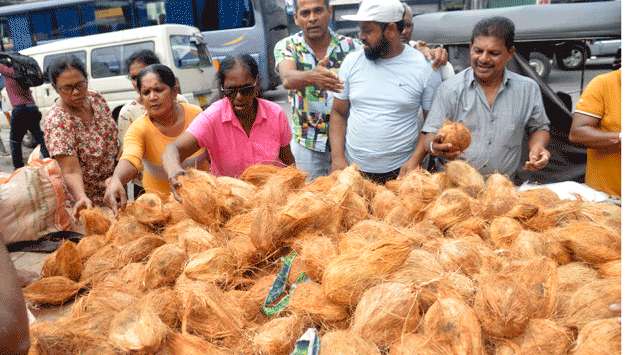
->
[[528, 52, 552, 81], [556, 44, 587, 70]]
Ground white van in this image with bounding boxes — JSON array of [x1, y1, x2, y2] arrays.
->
[[1, 24, 219, 121]]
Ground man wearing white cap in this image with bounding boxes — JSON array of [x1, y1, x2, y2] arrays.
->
[[329, 0, 442, 184]]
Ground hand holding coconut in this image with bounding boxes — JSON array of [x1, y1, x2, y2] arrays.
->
[[523, 143, 551, 171], [428, 120, 472, 160]]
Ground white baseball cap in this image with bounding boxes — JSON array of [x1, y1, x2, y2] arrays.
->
[[341, 0, 405, 23]]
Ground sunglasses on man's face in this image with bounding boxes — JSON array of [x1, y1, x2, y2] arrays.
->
[[221, 83, 257, 98]]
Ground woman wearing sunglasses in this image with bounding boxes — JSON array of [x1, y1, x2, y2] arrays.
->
[[43, 55, 119, 216], [103, 64, 207, 213], [163, 54, 294, 191]]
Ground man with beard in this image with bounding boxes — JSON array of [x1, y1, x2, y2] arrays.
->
[[328, 0, 442, 183], [420, 16, 551, 179]]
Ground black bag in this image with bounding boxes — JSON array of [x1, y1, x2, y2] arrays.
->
[[0, 52, 44, 89]]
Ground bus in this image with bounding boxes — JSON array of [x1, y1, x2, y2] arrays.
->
[[0, 0, 287, 90]]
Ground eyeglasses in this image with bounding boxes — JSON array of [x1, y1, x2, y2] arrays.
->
[[57, 80, 88, 94], [221, 83, 257, 98]]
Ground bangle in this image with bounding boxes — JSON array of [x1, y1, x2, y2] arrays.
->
[[168, 170, 185, 181], [429, 141, 435, 155]]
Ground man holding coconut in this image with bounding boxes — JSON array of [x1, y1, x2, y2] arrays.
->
[[421, 16, 551, 178]]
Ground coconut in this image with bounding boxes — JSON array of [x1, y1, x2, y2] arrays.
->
[[117, 235, 166, 265], [225, 234, 259, 270], [389, 333, 447, 355], [108, 301, 169, 353], [80, 244, 121, 283], [133, 192, 169, 225], [437, 120, 472, 153], [223, 211, 254, 239], [75, 234, 107, 261], [480, 173, 518, 218], [287, 281, 348, 326], [437, 239, 484, 278], [493, 340, 521, 355], [303, 172, 339, 194], [115, 262, 145, 292], [29, 320, 109, 354], [351, 282, 421, 348], [570, 318, 620, 355], [177, 222, 223, 255], [253, 166, 307, 206], [510, 230, 571, 265], [240, 274, 276, 322], [161, 333, 232, 355], [398, 169, 441, 212], [423, 297, 484, 355], [177, 169, 223, 227], [552, 222, 620, 264], [337, 220, 400, 253], [252, 314, 304, 355], [338, 191, 369, 232], [275, 191, 332, 241], [319, 330, 380, 355], [139, 288, 181, 329], [507, 257, 559, 319], [23, 276, 83, 305], [556, 262, 600, 319], [425, 188, 472, 230], [388, 248, 445, 286], [384, 204, 420, 228], [322, 237, 412, 306], [473, 273, 532, 338], [291, 233, 337, 282], [512, 319, 571, 355], [524, 200, 581, 232], [106, 214, 154, 246], [184, 247, 236, 286], [143, 244, 187, 290], [578, 202, 621, 233], [239, 163, 283, 187], [444, 161, 484, 198], [384, 178, 401, 193], [41, 240, 83, 281], [70, 282, 141, 331], [248, 205, 280, 256], [489, 217, 522, 249], [164, 195, 189, 224], [446, 217, 488, 239], [597, 260, 620, 278], [563, 278, 620, 330], [371, 186, 399, 219], [518, 188, 561, 208], [79, 208, 112, 235], [504, 203, 540, 221]]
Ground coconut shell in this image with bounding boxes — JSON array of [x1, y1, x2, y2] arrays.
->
[[290, 233, 337, 283], [489, 217, 522, 249], [444, 161, 484, 198], [371, 186, 399, 219], [143, 244, 187, 290], [480, 173, 518, 219], [252, 315, 304, 355], [23, 276, 83, 305], [322, 237, 412, 306], [389, 333, 447, 355], [239, 163, 283, 187], [133, 192, 169, 225], [177, 169, 223, 227], [108, 301, 169, 353], [552, 222, 620, 264], [425, 188, 472, 230], [117, 235, 166, 265], [570, 318, 620, 355], [79, 208, 112, 235], [161, 332, 232, 355], [563, 278, 620, 330], [106, 214, 154, 246], [184, 247, 236, 286], [423, 297, 484, 355], [513, 319, 571, 355], [76, 234, 107, 261], [41, 240, 83, 281], [597, 260, 620, 278], [437, 120, 472, 153], [351, 282, 421, 348], [319, 330, 380, 355], [80, 244, 121, 283]]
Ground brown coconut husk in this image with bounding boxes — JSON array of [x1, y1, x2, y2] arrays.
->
[[162, 218, 201, 243], [108, 301, 170, 353], [252, 314, 305, 355], [70, 281, 141, 331], [322, 236, 413, 305], [423, 297, 484, 355], [473, 273, 532, 338], [41, 240, 83, 281], [223, 211, 254, 239], [216, 176, 256, 218], [437, 120, 472, 153], [143, 244, 187, 290], [371, 186, 399, 219], [388, 248, 445, 286], [384, 178, 401, 193], [597, 260, 620, 278], [338, 191, 369, 232], [563, 278, 620, 330], [105, 214, 154, 246], [275, 191, 333, 241], [23, 276, 84, 305], [510, 230, 571, 265], [79, 208, 112, 235], [512, 319, 571, 355], [140, 288, 181, 329], [76, 234, 107, 261], [504, 203, 540, 221], [570, 318, 620, 355], [556, 262, 600, 319], [424, 188, 472, 230], [303, 172, 339, 194], [133, 192, 170, 225], [577, 202, 621, 233], [164, 195, 189, 225], [29, 320, 109, 355], [489, 217, 522, 249], [248, 204, 280, 257], [398, 169, 441, 212], [117, 235, 166, 265], [287, 281, 348, 326], [290, 233, 337, 283], [444, 160, 485, 198], [319, 330, 380, 355], [552, 222, 620, 264], [337, 220, 400, 254], [116, 262, 145, 292], [253, 166, 307, 206], [446, 216, 488, 239], [225, 234, 259, 270], [480, 173, 518, 219], [239, 163, 283, 187], [240, 274, 276, 322], [389, 333, 447, 355], [160, 332, 232, 355], [80, 244, 121, 283], [493, 340, 521, 355], [184, 247, 236, 286], [178, 223, 223, 255], [177, 169, 223, 227], [384, 204, 421, 228], [518, 188, 561, 208], [437, 239, 484, 277], [524, 200, 581, 232], [507, 257, 559, 319], [351, 282, 421, 348]]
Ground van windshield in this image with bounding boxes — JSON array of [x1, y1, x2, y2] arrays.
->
[[170, 35, 212, 69]]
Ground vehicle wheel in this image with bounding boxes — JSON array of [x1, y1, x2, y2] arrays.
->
[[556, 44, 586, 70], [528, 52, 551, 81]]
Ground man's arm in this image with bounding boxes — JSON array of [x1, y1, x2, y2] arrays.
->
[[569, 112, 620, 149], [277, 59, 343, 92], [329, 97, 350, 172], [0, 244, 30, 355], [524, 130, 551, 171]]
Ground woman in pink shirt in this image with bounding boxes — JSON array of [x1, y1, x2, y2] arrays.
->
[[162, 54, 294, 190]]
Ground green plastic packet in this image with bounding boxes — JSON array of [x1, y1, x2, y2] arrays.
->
[[291, 328, 320, 355], [261, 250, 308, 317]]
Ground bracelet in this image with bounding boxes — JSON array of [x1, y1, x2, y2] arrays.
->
[[429, 141, 435, 155], [168, 170, 186, 181]]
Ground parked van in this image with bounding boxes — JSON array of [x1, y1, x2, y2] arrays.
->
[[1, 24, 218, 121]]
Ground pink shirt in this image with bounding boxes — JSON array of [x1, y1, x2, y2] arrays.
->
[[0, 63, 35, 106], [187, 97, 291, 177]]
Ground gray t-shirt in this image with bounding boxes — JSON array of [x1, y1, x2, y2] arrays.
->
[[334, 45, 442, 173], [422, 67, 550, 177]]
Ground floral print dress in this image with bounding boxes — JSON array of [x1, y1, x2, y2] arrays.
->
[[43, 90, 119, 205]]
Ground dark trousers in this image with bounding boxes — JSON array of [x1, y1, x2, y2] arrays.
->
[[361, 168, 401, 185], [10, 105, 49, 169]]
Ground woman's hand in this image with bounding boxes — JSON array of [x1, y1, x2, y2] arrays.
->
[[104, 177, 127, 215], [73, 195, 93, 219], [168, 170, 186, 202]]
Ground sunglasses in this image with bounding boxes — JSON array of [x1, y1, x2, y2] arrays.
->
[[221, 83, 257, 98]]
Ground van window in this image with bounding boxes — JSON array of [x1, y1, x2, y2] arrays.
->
[[0, 19, 13, 52], [91, 41, 155, 78], [42, 51, 87, 82], [194, 0, 255, 31], [170, 35, 212, 69]]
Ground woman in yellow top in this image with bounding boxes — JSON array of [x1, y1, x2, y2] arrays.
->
[[104, 64, 207, 212]]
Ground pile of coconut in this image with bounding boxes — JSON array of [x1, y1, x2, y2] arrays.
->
[[24, 161, 620, 354]]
